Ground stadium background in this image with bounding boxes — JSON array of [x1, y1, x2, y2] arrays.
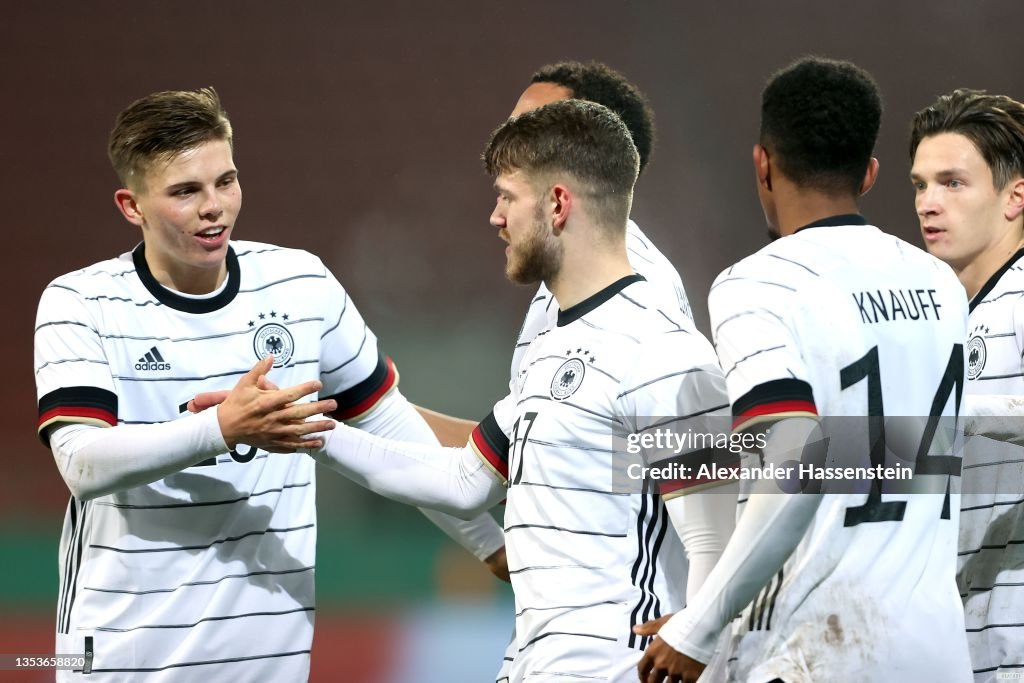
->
[[1, 2, 1021, 680]]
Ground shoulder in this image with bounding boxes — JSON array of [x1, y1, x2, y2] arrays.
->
[[625, 220, 681, 275], [619, 282, 716, 359], [41, 251, 136, 300], [231, 240, 327, 272]]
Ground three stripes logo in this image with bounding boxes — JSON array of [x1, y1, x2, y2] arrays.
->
[[135, 346, 172, 372]]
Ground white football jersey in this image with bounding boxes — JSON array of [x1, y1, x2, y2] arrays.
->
[[510, 220, 691, 381], [35, 241, 397, 681], [471, 275, 730, 683], [709, 217, 972, 682], [959, 248, 1024, 682]]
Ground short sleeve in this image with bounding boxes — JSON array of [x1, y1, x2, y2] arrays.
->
[[35, 281, 117, 444], [318, 267, 398, 421], [709, 269, 818, 433], [616, 331, 735, 498]]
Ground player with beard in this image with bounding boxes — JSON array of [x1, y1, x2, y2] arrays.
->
[[292, 99, 736, 683], [415, 59, 693, 572]]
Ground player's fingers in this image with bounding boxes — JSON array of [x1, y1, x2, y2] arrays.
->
[[277, 400, 337, 421], [241, 355, 275, 386], [188, 390, 230, 413], [637, 654, 654, 682], [285, 418, 336, 436], [275, 380, 324, 406], [257, 375, 281, 391]]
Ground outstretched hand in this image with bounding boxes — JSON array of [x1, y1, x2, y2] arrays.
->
[[211, 356, 336, 452], [634, 614, 706, 683]]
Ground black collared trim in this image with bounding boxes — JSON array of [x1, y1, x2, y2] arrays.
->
[[793, 213, 868, 234], [132, 243, 240, 314], [970, 248, 1024, 313], [557, 274, 645, 327]]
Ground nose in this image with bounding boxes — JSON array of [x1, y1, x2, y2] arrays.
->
[[199, 189, 223, 221], [489, 201, 505, 229], [916, 184, 941, 218]]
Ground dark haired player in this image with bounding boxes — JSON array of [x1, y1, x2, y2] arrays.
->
[[636, 57, 972, 682], [911, 89, 1024, 682]]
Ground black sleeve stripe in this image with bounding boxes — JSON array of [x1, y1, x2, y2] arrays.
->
[[38, 387, 118, 446], [731, 378, 817, 431], [472, 411, 510, 478], [325, 354, 397, 420]]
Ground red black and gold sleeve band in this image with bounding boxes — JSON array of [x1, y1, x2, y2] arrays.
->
[[731, 378, 818, 434], [470, 411, 510, 483], [655, 447, 743, 499], [37, 386, 118, 446], [327, 354, 399, 421]]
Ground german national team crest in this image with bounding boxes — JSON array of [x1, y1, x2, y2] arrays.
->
[[967, 332, 987, 380], [551, 358, 586, 400], [250, 311, 294, 368]]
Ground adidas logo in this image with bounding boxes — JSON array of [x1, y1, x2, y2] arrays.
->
[[135, 346, 172, 372]]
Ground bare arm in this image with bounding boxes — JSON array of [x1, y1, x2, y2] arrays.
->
[[415, 405, 477, 447]]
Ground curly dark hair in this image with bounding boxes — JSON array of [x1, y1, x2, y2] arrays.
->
[[760, 56, 882, 196], [530, 61, 655, 174], [910, 89, 1024, 189]]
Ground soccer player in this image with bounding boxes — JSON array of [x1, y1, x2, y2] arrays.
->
[[910, 89, 1024, 682], [419, 60, 691, 447], [303, 99, 736, 683], [33, 87, 503, 680], [413, 63, 699, 681], [635, 57, 973, 682]]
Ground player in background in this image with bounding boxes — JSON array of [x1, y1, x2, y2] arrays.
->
[[33, 87, 502, 681], [295, 99, 736, 683], [413, 63, 699, 681], [635, 56, 972, 682], [910, 89, 1024, 683], [418, 59, 691, 452]]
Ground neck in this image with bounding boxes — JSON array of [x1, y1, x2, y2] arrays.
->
[[956, 232, 1024, 300], [774, 183, 861, 237], [548, 237, 634, 310], [147, 257, 228, 295]]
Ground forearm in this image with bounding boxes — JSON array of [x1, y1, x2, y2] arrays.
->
[[658, 418, 823, 661], [350, 392, 504, 559], [658, 489, 819, 661], [414, 405, 477, 447], [310, 417, 506, 520], [665, 481, 738, 603], [49, 408, 227, 501]]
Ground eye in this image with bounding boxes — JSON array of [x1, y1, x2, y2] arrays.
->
[[948, 179, 964, 189], [173, 187, 196, 197], [218, 176, 236, 188], [912, 181, 925, 191]]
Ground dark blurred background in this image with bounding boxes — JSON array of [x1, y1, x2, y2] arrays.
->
[[2, 1, 1021, 680]]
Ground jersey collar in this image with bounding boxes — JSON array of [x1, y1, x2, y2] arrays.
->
[[793, 213, 868, 234], [132, 242, 241, 313], [557, 274, 646, 327], [969, 247, 1024, 313]]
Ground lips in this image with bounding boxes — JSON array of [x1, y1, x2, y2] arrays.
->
[[195, 226, 228, 241], [922, 226, 945, 241]]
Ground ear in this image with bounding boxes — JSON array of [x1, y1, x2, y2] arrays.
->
[[550, 184, 572, 232], [859, 157, 880, 196], [1005, 176, 1024, 222], [753, 144, 771, 192], [114, 189, 145, 227]]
